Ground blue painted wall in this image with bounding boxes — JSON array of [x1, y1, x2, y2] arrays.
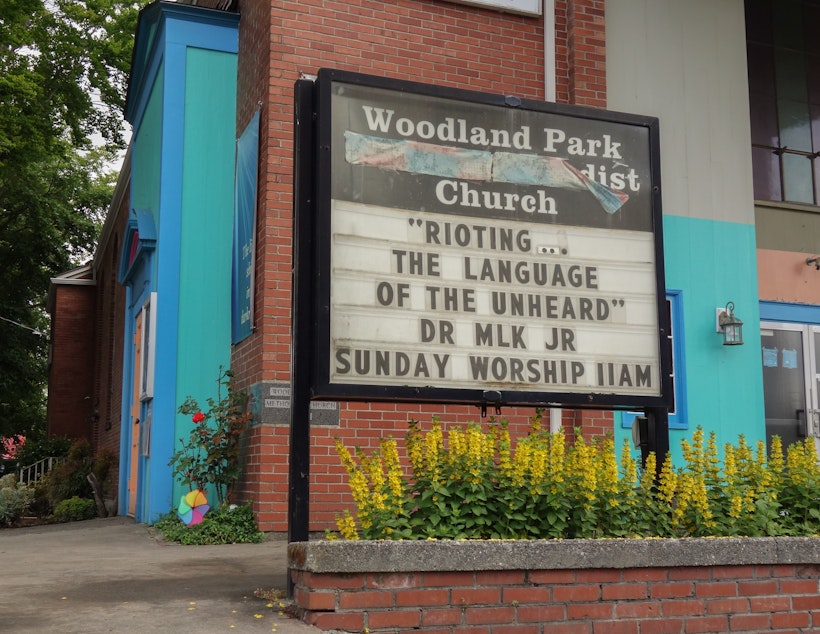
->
[[123, 4, 239, 523]]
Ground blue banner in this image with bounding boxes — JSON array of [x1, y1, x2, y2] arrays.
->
[[232, 110, 259, 344]]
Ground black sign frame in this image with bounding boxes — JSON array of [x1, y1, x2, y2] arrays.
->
[[299, 68, 672, 411]]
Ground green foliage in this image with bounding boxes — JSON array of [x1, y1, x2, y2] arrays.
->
[[334, 418, 820, 541], [153, 504, 266, 545], [21, 441, 116, 519], [0, 0, 144, 439], [52, 496, 97, 523], [91, 449, 118, 496], [171, 368, 252, 507], [0, 474, 34, 526], [41, 439, 93, 511], [14, 433, 73, 468]]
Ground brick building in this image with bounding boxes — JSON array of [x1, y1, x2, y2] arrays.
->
[[46, 152, 130, 463], [232, 0, 633, 533], [46, 264, 96, 440], [48, 0, 819, 532]]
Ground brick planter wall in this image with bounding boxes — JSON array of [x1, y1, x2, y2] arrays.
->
[[289, 538, 820, 633]]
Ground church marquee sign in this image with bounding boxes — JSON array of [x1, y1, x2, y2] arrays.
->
[[295, 69, 671, 410]]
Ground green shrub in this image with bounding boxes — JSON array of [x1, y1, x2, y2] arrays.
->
[[333, 418, 820, 541], [153, 503, 265, 545], [0, 474, 34, 526], [92, 449, 117, 490], [52, 496, 97, 523], [14, 434, 72, 467], [43, 439, 92, 509], [27, 479, 52, 518], [171, 368, 252, 507]]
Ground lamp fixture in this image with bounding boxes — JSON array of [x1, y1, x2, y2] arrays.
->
[[716, 301, 743, 346]]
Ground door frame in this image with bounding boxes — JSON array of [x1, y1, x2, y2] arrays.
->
[[760, 321, 819, 456], [128, 310, 143, 517]]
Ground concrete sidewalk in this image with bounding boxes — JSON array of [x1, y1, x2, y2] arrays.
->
[[0, 516, 322, 633]]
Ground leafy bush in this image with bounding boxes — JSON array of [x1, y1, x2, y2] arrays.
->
[[52, 496, 96, 523], [91, 449, 117, 486], [0, 474, 33, 526], [27, 480, 52, 518], [333, 416, 820, 540], [21, 443, 117, 520], [42, 438, 92, 509], [14, 434, 72, 467], [153, 503, 265, 545], [171, 368, 252, 507]]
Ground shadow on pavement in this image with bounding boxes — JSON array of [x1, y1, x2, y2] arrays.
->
[[0, 516, 321, 633]]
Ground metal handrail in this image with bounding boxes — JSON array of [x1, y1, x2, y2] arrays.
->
[[17, 457, 64, 484]]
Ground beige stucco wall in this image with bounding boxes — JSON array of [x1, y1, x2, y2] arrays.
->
[[606, 0, 755, 226]]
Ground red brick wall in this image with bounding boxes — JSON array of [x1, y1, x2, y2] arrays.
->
[[233, 0, 611, 532], [565, 0, 606, 107], [292, 564, 820, 633], [47, 283, 96, 441], [90, 185, 129, 461], [232, 0, 271, 395]]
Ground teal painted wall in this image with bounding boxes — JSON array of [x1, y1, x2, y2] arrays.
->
[[172, 47, 238, 506], [131, 66, 163, 245], [122, 4, 239, 522], [616, 215, 765, 464]]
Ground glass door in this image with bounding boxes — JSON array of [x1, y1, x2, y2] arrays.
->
[[760, 322, 819, 458]]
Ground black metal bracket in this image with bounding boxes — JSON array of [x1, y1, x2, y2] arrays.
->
[[479, 390, 502, 418]]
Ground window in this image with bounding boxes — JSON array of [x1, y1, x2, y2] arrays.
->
[[621, 292, 687, 429], [746, 0, 820, 206], [441, 0, 542, 16], [139, 293, 156, 401]]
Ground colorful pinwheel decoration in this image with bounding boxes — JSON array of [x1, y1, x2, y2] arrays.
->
[[177, 489, 210, 526]]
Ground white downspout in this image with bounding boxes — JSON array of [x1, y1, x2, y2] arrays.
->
[[544, 0, 556, 102], [544, 0, 561, 431], [550, 406, 562, 434]]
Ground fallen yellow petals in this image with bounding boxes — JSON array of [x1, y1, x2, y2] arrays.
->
[[254, 614, 263, 619]]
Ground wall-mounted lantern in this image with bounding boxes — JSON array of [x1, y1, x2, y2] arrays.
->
[[717, 301, 743, 346]]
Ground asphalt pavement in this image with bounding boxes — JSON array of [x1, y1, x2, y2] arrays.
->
[[0, 516, 323, 633]]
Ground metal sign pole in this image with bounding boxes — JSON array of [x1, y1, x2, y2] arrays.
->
[[646, 407, 670, 478], [288, 79, 317, 597]]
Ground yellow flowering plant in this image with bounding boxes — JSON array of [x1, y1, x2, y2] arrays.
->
[[333, 416, 820, 540]]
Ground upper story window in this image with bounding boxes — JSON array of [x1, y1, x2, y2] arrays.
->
[[746, 0, 820, 206], [441, 0, 542, 16]]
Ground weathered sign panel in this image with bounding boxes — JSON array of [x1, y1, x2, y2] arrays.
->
[[307, 70, 670, 409]]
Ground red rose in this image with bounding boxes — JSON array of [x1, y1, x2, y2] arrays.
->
[[192, 412, 205, 423]]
